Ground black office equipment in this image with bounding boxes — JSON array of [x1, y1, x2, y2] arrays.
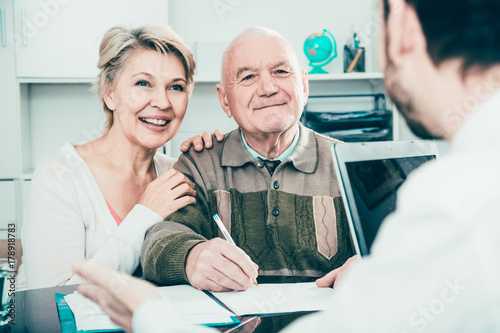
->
[[302, 94, 392, 142]]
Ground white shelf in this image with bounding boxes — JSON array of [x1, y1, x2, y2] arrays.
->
[[17, 72, 384, 85], [18, 77, 95, 84], [194, 76, 221, 83], [308, 72, 384, 81], [20, 173, 33, 181], [193, 72, 383, 84], [19, 77, 219, 84], [19, 76, 218, 84], [19, 77, 220, 84]]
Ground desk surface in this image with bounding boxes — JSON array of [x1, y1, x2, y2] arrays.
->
[[12, 285, 78, 333], [10, 278, 317, 333]]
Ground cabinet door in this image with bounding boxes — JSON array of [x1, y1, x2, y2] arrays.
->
[[13, 0, 169, 78], [0, 0, 20, 179], [0, 181, 17, 233]]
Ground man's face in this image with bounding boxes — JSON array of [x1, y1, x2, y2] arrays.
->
[[378, 0, 438, 140], [219, 34, 308, 138]]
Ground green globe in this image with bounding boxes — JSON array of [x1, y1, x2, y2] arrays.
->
[[303, 29, 338, 74]]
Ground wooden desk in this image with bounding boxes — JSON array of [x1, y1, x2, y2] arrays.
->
[[9, 278, 316, 333]]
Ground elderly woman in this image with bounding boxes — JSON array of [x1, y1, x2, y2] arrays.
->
[[17, 25, 210, 290]]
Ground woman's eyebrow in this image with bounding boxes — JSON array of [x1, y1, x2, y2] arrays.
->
[[132, 72, 153, 78]]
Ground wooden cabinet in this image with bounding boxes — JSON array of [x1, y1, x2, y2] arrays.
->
[[0, 0, 20, 179], [13, 0, 169, 78]]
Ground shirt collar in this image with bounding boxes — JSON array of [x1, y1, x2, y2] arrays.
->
[[452, 88, 500, 153], [221, 123, 319, 174], [240, 125, 300, 162]]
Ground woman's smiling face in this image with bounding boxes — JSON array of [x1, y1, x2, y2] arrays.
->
[[104, 49, 189, 150]]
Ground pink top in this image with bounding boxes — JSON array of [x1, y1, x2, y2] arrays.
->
[[106, 201, 123, 225]]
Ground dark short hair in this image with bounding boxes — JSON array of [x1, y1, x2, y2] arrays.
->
[[383, 0, 500, 73]]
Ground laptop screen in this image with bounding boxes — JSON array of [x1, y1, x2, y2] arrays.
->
[[345, 155, 436, 254]]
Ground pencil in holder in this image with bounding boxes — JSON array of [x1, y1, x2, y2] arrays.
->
[[343, 45, 365, 73]]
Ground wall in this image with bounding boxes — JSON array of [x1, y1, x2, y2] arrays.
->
[[26, 84, 105, 170], [169, 0, 380, 73]]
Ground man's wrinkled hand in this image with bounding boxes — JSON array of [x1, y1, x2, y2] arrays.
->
[[185, 238, 259, 292]]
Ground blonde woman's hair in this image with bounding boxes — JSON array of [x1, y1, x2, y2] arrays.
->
[[95, 25, 195, 131]]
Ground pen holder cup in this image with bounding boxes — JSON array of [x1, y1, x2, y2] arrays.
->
[[343, 46, 365, 73]]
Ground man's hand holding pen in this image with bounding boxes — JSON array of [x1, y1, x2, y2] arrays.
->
[[185, 238, 259, 292]]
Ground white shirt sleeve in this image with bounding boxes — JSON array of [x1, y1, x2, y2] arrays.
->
[[22, 177, 87, 288], [19, 146, 176, 290], [73, 204, 163, 281], [21, 175, 163, 289]]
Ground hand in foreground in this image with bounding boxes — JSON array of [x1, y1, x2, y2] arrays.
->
[[139, 169, 196, 219], [185, 238, 259, 292], [180, 129, 224, 152], [231, 316, 262, 333], [73, 260, 161, 333], [315, 255, 359, 288]]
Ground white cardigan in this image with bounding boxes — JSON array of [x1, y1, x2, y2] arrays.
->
[[17, 142, 176, 290]]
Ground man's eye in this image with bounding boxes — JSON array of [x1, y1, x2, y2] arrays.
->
[[242, 74, 254, 81], [171, 84, 184, 91], [136, 80, 150, 87], [276, 70, 288, 74]]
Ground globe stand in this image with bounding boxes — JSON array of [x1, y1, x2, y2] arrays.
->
[[308, 64, 331, 74]]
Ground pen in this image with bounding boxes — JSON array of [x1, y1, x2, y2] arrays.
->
[[213, 214, 259, 287], [346, 48, 363, 73]]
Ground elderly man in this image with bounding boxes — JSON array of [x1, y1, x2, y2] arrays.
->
[[140, 27, 356, 292]]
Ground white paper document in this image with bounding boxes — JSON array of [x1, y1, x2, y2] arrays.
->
[[157, 285, 237, 325], [64, 285, 237, 331], [210, 282, 335, 316], [64, 292, 121, 331]]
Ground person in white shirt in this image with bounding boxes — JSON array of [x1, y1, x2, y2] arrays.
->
[[16, 25, 221, 290], [73, 0, 500, 331]]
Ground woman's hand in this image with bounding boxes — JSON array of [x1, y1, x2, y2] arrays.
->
[[138, 169, 196, 219], [180, 129, 224, 152]]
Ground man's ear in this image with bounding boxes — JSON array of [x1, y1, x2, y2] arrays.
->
[[301, 70, 309, 106], [386, 0, 417, 66], [103, 86, 116, 111], [401, 2, 427, 60], [216, 84, 232, 118]]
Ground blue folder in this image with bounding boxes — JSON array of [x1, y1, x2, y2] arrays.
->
[[55, 293, 123, 333]]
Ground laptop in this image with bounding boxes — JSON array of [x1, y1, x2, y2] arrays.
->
[[331, 140, 439, 256]]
